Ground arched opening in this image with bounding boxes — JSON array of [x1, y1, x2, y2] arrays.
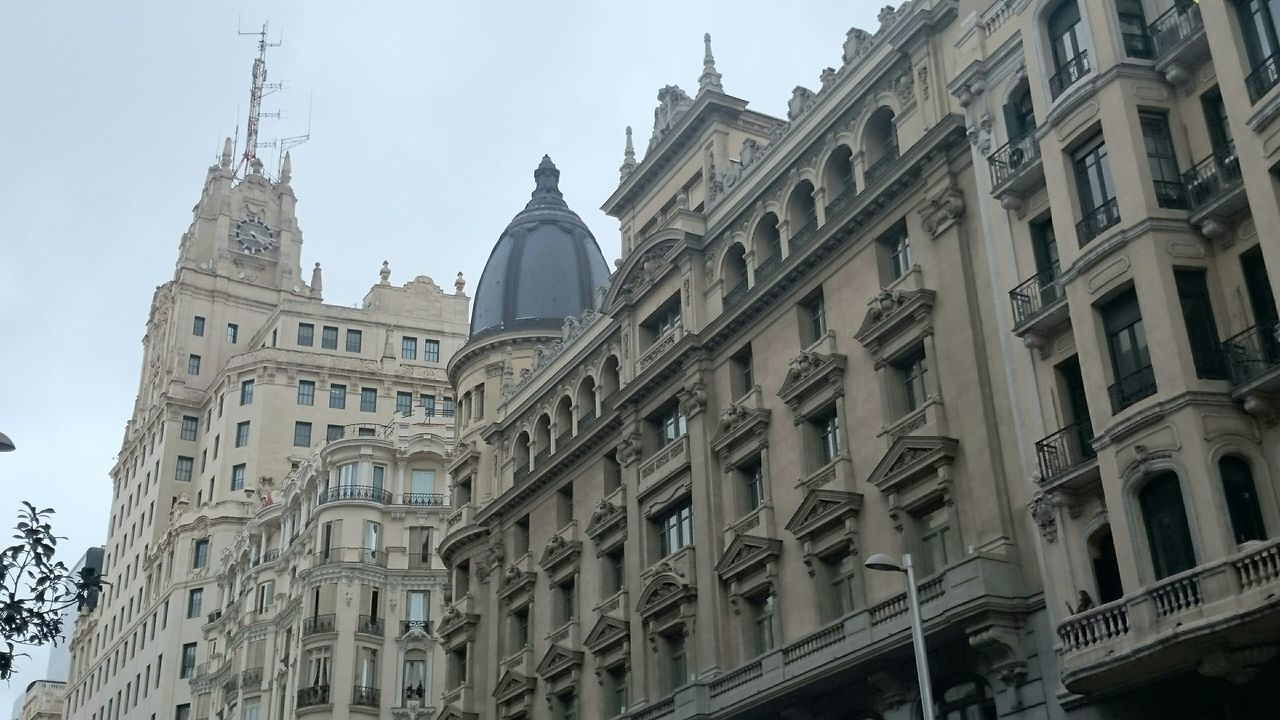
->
[[933, 676, 997, 720], [554, 395, 573, 443], [751, 212, 782, 276], [576, 376, 597, 422], [721, 243, 749, 299], [533, 415, 552, 460], [1139, 472, 1197, 579], [601, 356, 621, 397], [1221, 455, 1267, 544], [862, 107, 899, 183], [786, 181, 818, 243], [1087, 525, 1123, 604], [1046, 1, 1091, 98], [821, 144, 855, 209], [514, 431, 531, 472]]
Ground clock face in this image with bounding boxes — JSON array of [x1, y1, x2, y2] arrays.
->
[[235, 215, 277, 255]]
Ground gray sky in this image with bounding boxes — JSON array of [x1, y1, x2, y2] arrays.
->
[[0, 0, 880, 706]]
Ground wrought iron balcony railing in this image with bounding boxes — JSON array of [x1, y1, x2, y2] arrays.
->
[[1109, 364, 1157, 413], [1247, 51, 1280, 103], [1223, 322, 1280, 386], [241, 667, 263, 687], [1152, 180, 1188, 210], [401, 492, 445, 506], [1035, 420, 1096, 482], [401, 619, 434, 636], [1075, 197, 1120, 248], [352, 686, 381, 708], [318, 485, 392, 505], [988, 133, 1040, 187], [356, 615, 385, 636], [1149, 2, 1203, 59], [1009, 262, 1063, 327], [863, 139, 900, 185], [722, 280, 749, 308], [1049, 51, 1090, 99], [302, 614, 336, 636], [296, 685, 330, 709], [1182, 147, 1242, 213]]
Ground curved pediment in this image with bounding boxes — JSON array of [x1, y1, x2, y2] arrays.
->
[[603, 234, 685, 309], [636, 572, 695, 619]]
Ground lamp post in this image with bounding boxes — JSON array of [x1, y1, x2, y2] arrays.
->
[[866, 552, 935, 720]]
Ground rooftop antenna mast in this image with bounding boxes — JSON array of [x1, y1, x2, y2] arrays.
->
[[237, 19, 283, 176]]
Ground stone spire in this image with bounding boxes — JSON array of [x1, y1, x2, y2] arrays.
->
[[220, 137, 234, 169], [619, 126, 637, 181], [310, 262, 323, 299], [280, 151, 292, 184], [698, 33, 723, 92]]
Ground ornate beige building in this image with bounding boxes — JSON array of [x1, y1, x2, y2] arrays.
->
[[63, 142, 469, 720]]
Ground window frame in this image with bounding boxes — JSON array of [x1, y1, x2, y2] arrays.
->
[[297, 323, 314, 347]]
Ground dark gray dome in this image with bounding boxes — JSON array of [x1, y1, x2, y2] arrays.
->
[[469, 156, 611, 339]]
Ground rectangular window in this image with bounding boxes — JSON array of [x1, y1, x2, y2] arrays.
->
[[657, 501, 693, 558], [346, 329, 363, 353], [297, 323, 314, 347], [1102, 289, 1155, 411], [180, 416, 198, 442], [738, 457, 765, 514], [176, 704, 191, 720], [808, 404, 842, 467], [1117, 0, 1153, 58], [326, 425, 344, 442], [1175, 270, 1228, 380], [192, 540, 209, 569], [424, 340, 440, 363], [192, 317, 205, 337], [913, 506, 953, 577], [240, 379, 254, 405], [329, 384, 347, 409], [1073, 135, 1118, 246], [650, 402, 687, 450], [511, 606, 530, 653], [894, 347, 929, 415], [185, 589, 202, 619], [293, 422, 312, 448], [420, 394, 436, 415], [226, 324, 239, 344], [1237, 0, 1280, 100], [1203, 89, 1234, 155], [231, 464, 246, 491], [442, 396, 455, 416], [321, 326, 339, 350], [817, 552, 858, 623], [730, 344, 754, 399], [401, 337, 417, 360], [641, 295, 682, 345], [360, 388, 378, 413], [665, 634, 687, 693], [284, 381, 311, 408], [213, 434, 220, 458], [396, 391, 412, 415], [747, 594, 776, 656], [1139, 111, 1186, 209], [175, 457, 193, 483], [799, 288, 827, 345], [556, 577, 576, 626], [604, 452, 623, 494], [235, 421, 250, 448], [878, 220, 912, 283], [602, 547, 625, 596], [605, 667, 629, 716], [187, 355, 201, 376]]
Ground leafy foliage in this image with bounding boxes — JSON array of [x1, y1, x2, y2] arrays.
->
[[0, 502, 105, 680]]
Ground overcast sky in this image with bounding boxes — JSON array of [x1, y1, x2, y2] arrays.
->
[[0, 1, 881, 708]]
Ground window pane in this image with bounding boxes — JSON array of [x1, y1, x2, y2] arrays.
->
[[297, 323, 314, 346]]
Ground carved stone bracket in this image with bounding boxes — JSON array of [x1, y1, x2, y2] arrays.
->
[[967, 621, 1029, 691], [1198, 645, 1279, 685], [918, 184, 965, 238], [1028, 492, 1058, 543]]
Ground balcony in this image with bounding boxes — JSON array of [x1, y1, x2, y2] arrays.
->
[[1075, 197, 1120, 248], [206, 609, 223, 625], [296, 685, 331, 710], [356, 614, 385, 636], [401, 492, 445, 507], [352, 685, 381, 708], [722, 281, 748, 309], [637, 321, 684, 374], [324, 423, 393, 445], [755, 251, 783, 284], [863, 139, 900, 186], [401, 619, 434, 636], [1108, 364, 1157, 414], [1246, 51, 1280, 103], [1058, 537, 1280, 693], [1223, 322, 1280, 392], [1009, 262, 1067, 342], [638, 434, 690, 497], [312, 546, 388, 568], [241, 667, 263, 687], [317, 485, 392, 506], [1182, 147, 1245, 223], [1034, 421, 1097, 487], [789, 213, 819, 251], [1149, 2, 1208, 84], [302, 614, 336, 636], [1049, 51, 1090, 100], [987, 132, 1043, 202]]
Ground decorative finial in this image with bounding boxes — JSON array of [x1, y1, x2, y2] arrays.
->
[[454, 271, 466, 295], [698, 32, 723, 92], [220, 137, 233, 169], [310, 262, 323, 299], [379, 260, 391, 285], [250, 156, 264, 176], [528, 155, 564, 206], [280, 151, 292, 184], [619, 126, 638, 181]]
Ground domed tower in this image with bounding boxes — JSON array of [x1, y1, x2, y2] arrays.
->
[[447, 156, 610, 505]]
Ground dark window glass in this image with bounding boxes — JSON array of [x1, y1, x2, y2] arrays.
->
[[800, 289, 827, 345], [180, 416, 198, 442], [1074, 136, 1115, 216], [1102, 289, 1154, 408], [1139, 472, 1197, 578], [1174, 269, 1227, 379], [240, 379, 254, 406], [321, 326, 338, 350], [1139, 112, 1186, 209], [293, 422, 312, 448], [346, 329, 363, 353], [1117, 0, 1153, 58], [425, 340, 440, 362], [297, 323, 314, 347], [401, 336, 417, 360], [297, 380, 315, 406], [657, 501, 693, 557], [360, 388, 377, 413], [1222, 456, 1267, 544], [396, 392, 412, 415], [329, 384, 347, 410], [192, 317, 205, 337]]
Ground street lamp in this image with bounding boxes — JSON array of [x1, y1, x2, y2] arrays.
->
[[0, 432, 14, 452], [865, 552, 935, 720]]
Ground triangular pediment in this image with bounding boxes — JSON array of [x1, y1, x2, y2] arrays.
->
[[584, 500, 626, 541], [777, 351, 847, 409], [536, 644, 584, 681], [714, 534, 782, 581], [637, 572, 695, 619], [867, 435, 959, 494], [493, 670, 536, 703], [784, 489, 864, 541], [853, 288, 936, 351], [584, 615, 630, 654], [435, 705, 478, 720], [709, 404, 772, 454]]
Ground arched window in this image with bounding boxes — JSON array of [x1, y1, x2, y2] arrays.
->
[[576, 376, 597, 421], [821, 145, 855, 208], [721, 243, 749, 299], [787, 181, 817, 241], [514, 431, 531, 471], [1139, 472, 1196, 578], [752, 213, 782, 270], [934, 676, 997, 720], [601, 356, 621, 397], [863, 107, 898, 183], [1087, 525, 1123, 603], [533, 415, 552, 458], [1047, 1, 1091, 97], [1003, 80, 1036, 143], [554, 396, 573, 442], [1221, 456, 1267, 544]]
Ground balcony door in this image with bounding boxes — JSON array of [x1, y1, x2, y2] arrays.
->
[[1242, 245, 1279, 329], [1049, 1, 1090, 77], [1102, 289, 1152, 406], [1088, 526, 1123, 603], [1236, 0, 1280, 76], [1058, 356, 1094, 455]]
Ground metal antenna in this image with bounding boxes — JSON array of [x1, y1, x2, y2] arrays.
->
[[271, 92, 313, 178], [236, 20, 283, 176]]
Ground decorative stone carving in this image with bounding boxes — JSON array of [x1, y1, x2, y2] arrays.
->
[[1243, 392, 1279, 426], [894, 69, 915, 104], [867, 669, 912, 711], [1198, 646, 1279, 685], [820, 66, 838, 90], [966, 114, 993, 156], [678, 379, 708, 417], [719, 404, 753, 433], [878, 4, 899, 28], [615, 433, 643, 465], [787, 351, 823, 383], [1028, 492, 1058, 543], [788, 86, 818, 121], [917, 64, 930, 100], [918, 184, 966, 237], [740, 138, 761, 167], [842, 28, 872, 64], [968, 622, 1029, 689], [648, 85, 694, 151]]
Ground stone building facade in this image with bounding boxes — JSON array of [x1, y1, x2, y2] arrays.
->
[[63, 144, 469, 720]]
